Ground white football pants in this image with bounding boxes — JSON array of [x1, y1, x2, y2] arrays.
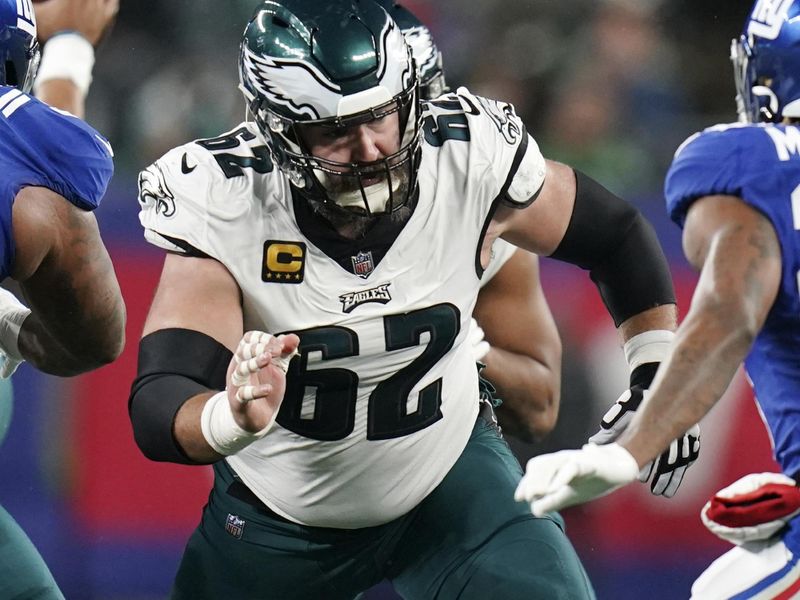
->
[[691, 539, 800, 599]]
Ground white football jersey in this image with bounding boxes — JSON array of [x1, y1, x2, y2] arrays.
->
[[138, 87, 546, 528]]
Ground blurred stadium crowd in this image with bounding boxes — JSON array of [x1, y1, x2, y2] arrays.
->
[[0, 0, 773, 598], [95, 0, 749, 195]]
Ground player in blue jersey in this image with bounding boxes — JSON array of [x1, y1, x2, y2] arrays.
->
[[0, 0, 121, 598], [516, 1, 800, 596]]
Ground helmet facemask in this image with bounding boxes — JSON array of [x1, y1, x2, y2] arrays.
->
[[731, 35, 780, 123], [250, 79, 422, 219], [0, 28, 40, 93]]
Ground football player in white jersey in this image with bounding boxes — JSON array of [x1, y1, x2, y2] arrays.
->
[[130, 1, 681, 597]]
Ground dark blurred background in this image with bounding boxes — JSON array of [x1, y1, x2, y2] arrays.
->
[[1, 1, 781, 598]]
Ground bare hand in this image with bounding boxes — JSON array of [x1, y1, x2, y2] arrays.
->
[[34, 0, 119, 46], [225, 331, 300, 433]]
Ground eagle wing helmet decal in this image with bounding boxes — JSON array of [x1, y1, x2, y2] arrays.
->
[[403, 25, 438, 80], [241, 18, 410, 121], [240, 48, 342, 120]]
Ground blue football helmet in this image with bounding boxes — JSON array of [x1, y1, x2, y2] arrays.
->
[[376, 0, 448, 100], [732, 0, 800, 122], [0, 0, 39, 93]]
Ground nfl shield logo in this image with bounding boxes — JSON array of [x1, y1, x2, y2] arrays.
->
[[225, 513, 245, 539], [351, 251, 375, 279]]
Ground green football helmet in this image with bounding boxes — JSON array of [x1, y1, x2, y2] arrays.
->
[[376, 0, 449, 100], [239, 0, 421, 217]]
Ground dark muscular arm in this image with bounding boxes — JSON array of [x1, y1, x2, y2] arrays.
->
[[475, 249, 561, 442], [619, 195, 781, 466], [10, 186, 125, 375]]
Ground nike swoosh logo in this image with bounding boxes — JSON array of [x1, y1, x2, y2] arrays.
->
[[95, 134, 114, 157], [181, 152, 196, 174]]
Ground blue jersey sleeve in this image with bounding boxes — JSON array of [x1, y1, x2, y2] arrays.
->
[[664, 124, 751, 228], [0, 87, 114, 279], [665, 123, 791, 232], [0, 87, 114, 211]]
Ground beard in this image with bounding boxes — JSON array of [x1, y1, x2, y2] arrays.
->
[[310, 166, 413, 239]]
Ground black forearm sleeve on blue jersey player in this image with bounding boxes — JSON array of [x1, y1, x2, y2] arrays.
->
[[549, 170, 676, 327], [129, 328, 232, 465]]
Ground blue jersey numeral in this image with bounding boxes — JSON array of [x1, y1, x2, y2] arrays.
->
[[15, 0, 35, 37]]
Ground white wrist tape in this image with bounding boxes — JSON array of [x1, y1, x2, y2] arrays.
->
[[33, 32, 95, 97], [0, 288, 31, 361], [200, 391, 272, 456], [624, 330, 674, 372]]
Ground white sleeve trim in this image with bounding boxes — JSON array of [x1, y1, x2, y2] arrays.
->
[[506, 133, 547, 205]]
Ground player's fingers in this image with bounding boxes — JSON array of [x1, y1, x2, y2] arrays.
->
[[515, 455, 566, 501], [667, 437, 679, 465], [235, 332, 275, 364], [235, 383, 272, 404], [243, 331, 273, 345], [662, 465, 686, 498], [681, 434, 692, 459], [271, 348, 299, 374], [650, 468, 669, 496], [667, 465, 687, 498], [241, 342, 267, 361], [231, 353, 269, 387], [548, 461, 582, 491], [531, 486, 577, 516], [516, 458, 580, 504]]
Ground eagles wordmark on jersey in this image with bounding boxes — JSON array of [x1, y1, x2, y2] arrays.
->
[[139, 88, 545, 528]]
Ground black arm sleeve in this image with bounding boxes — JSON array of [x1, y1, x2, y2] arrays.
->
[[550, 170, 676, 326], [128, 328, 232, 464]]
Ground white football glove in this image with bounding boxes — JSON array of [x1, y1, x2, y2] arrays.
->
[[0, 287, 30, 378], [700, 472, 800, 546], [468, 317, 490, 362], [514, 442, 640, 516], [589, 364, 700, 498]]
